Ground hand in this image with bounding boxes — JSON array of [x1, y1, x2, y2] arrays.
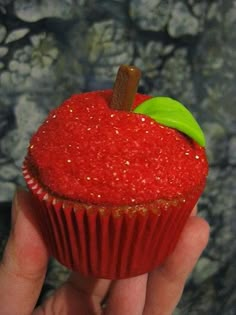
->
[[0, 189, 209, 315]]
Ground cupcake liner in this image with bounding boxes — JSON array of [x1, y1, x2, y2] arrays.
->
[[23, 161, 199, 279]]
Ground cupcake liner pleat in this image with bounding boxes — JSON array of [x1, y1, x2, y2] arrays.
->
[[30, 196, 195, 279]]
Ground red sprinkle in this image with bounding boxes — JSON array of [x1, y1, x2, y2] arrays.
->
[[27, 90, 208, 205]]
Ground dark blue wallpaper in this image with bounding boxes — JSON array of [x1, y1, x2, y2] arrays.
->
[[0, 1, 236, 313]]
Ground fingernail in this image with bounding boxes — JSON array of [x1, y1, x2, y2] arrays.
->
[[11, 187, 25, 227], [190, 204, 198, 216]]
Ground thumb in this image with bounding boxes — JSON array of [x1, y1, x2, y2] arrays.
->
[[0, 188, 49, 315]]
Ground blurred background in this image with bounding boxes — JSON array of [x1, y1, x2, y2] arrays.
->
[[0, 0, 235, 313]]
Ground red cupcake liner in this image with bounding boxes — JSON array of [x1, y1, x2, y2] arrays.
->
[[23, 161, 199, 279]]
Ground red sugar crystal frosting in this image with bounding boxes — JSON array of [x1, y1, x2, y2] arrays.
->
[[26, 90, 207, 206], [23, 67, 208, 279]]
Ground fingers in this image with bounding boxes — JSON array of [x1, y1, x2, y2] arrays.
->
[[143, 216, 210, 315], [0, 189, 49, 315], [104, 274, 148, 315], [68, 273, 111, 312], [34, 273, 111, 315]]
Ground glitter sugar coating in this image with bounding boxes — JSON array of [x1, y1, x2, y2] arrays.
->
[[26, 90, 208, 205]]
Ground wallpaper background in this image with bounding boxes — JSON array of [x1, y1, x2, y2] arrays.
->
[[0, 0, 236, 313]]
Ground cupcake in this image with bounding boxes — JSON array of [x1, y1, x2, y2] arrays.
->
[[23, 65, 208, 279]]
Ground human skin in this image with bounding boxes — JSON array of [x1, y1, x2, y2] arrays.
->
[[0, 189, 209, 315]]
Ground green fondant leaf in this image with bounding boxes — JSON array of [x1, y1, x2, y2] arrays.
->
[[134, 97, 206, 147]]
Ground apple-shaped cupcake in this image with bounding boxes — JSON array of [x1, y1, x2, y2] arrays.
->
[[23, 65, 208, 279]]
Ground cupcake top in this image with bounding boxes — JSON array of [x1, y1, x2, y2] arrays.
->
[[25, 90, 208, 206]]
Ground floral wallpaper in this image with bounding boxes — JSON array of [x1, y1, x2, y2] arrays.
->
[[0, 0, 236, 313]]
